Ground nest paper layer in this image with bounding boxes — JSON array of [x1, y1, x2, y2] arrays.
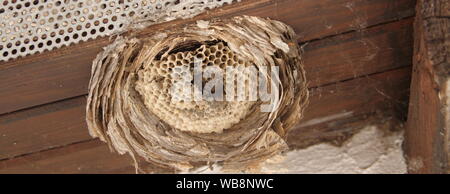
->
[[86, 15, 308, 172]]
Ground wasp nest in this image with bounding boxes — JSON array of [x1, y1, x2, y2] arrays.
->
[[86, 16, 308, 172]]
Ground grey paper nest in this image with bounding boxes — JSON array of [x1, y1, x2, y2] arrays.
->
[[86, 16, 308, 172]]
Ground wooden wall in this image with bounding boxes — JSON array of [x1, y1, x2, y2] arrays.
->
[[0, 0, 416, 173]]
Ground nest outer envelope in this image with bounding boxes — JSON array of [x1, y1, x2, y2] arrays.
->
[[86, 15, 309, 172]]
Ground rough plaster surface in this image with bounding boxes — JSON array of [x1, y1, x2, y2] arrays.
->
[[192, 125, 407, 174]]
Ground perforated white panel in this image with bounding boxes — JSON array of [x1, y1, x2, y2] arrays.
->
[[0, 0, 239, 62]]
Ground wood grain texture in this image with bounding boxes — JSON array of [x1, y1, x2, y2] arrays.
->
[[0, 0, 415, 115], [289, 68, 411, 149], [0, 140, 136, 174], [405, 0, 449, 174], [305, 18, 413, 87], [0, 96, 90, 159], [0, 67, 411, 173]]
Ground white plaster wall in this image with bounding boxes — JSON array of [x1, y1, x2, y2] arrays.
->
[[192, 125, 407, 174]]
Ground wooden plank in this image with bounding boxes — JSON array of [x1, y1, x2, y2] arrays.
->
[[0, 47, 96, 114], [304, 68, 411, 123], [0, 67, 412, 172], [289, 67, 411, 148], [405, 0, 449, 174], [0, 18, 414, 160], [0, 96, 90, 159], [230, 0, 415, 42], [304, 18, 412, 87], [0, 20, 413, 160], [0, 140, 136, 174], [0, 0, 415, 115]]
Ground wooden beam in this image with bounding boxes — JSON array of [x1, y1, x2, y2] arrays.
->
[[0, 0, 415, 115], [405, 0, 449, 174]]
